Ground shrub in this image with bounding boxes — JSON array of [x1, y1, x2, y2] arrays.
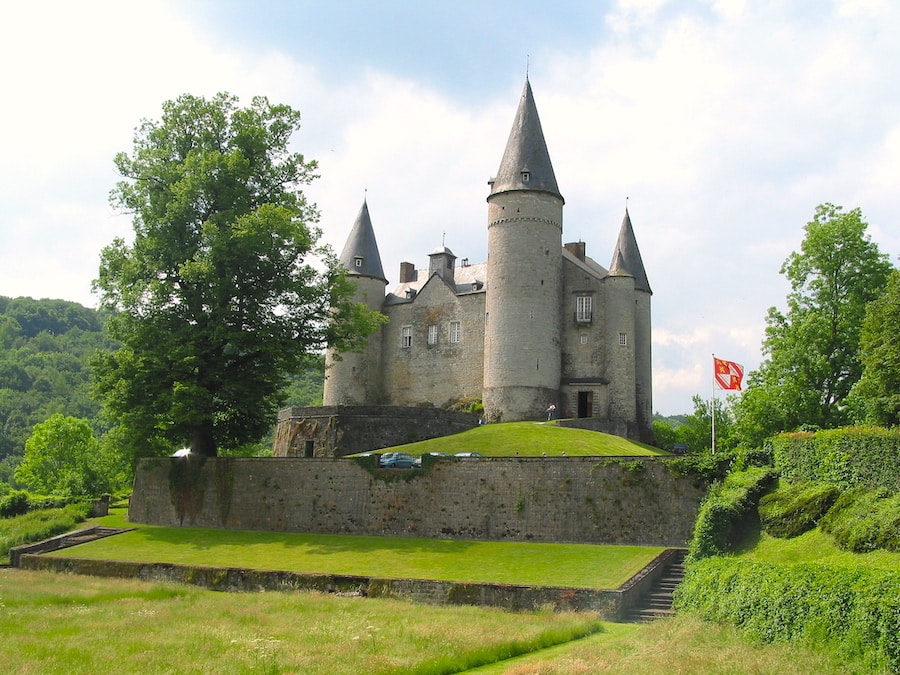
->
[[0, 502, 91, 561], [758, 481, 840, 539], [0, 490, 29, 518], [687, 466, 775, 561], [773, 427, 900, 492], [819, 487, 900, 553], [676, 557, 900, 673]]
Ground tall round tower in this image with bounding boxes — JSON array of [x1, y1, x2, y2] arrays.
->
[[608, 208, 653, 442], [482, 80, 564, 422], [323, 200, 387, 406]]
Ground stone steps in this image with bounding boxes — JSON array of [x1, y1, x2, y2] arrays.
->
[[624, 550, 687, 623]]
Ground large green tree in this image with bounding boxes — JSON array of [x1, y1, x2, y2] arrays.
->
[[93, 93, 382, 458], [847, 268, 900, 426], [733, 204, 892, 446]]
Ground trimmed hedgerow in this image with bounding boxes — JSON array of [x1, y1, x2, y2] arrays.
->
[[774, 427, 900, 492], [819, 487, 900, 553], [675, 557, 900, 673], [687, 466, 775, 561], [758, 481, 840, 539]]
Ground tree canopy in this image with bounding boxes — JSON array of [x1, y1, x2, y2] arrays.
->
[[733, 204, 893, 446], [14, 414, 124, 497], [93, 93, 382, 458], [847, 268, 900, 426]]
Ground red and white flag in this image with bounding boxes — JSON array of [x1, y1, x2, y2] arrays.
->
[[714, 358, 744, 391]]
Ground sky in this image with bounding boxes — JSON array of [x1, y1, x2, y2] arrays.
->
[[1, 0, 899, 415]]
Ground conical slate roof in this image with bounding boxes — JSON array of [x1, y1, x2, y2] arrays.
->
[[338, 200, 387, 282], [609, 209, 651, 293], [489, 79, 563, 202]]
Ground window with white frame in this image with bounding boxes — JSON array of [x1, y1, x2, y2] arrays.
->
[[619, 332, 627, 346], [449, 320, 461, 344], [427, 324, 438, 345], [576, 295, 592, 323], [580, 333, 588, 345], [401, 326, 412, 348]]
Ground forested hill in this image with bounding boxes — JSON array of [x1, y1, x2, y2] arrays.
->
[[0, 296, 115, 460]]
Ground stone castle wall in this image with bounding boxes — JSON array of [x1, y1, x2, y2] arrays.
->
[[129, 456, 706, 547], [272, 406, 481, 457]]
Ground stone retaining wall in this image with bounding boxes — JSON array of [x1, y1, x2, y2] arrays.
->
[[130, 456, 705, 546], [18, 551, 678, 620]]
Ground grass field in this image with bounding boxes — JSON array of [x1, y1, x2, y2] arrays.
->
[[0, 569, 866, 674], [360, 421, 664, 458], [43, 510, 662, 590]]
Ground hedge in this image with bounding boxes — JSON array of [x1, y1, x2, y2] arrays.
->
[[687, 466, 775, 561], [819, 487, 900, 553], [758, 481, 840, 539], [675, 557, 900, 673], [773, 427, 900, 492]]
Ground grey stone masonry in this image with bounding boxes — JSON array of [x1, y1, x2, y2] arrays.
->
[[130, 456, 705, 547]]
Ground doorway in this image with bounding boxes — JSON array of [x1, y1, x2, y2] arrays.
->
[[577, 391, 593, 418]]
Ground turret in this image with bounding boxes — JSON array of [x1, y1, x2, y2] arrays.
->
[[322, 200, 388, 405], [609, 208, 653, 442], [482, 79, 564, 422]]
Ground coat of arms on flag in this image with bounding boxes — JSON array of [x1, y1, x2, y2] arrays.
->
[[714, 358, 744, 390]]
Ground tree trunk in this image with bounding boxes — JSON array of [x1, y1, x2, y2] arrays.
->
[[191, 420, 218, 457]]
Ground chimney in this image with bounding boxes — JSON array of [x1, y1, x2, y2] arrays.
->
[[399, 262, 417, 283], [564, 241, 586, 261]]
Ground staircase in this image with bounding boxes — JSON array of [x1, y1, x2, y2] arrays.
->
[[624, 549, 687, 622]]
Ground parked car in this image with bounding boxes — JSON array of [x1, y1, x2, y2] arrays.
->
[[671, 443, 688, 455], [378, 451, 416, 468], [454, 452, 483, 458], [412, 451, 450, 467]]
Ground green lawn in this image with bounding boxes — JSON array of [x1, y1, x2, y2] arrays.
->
[[48, 510, 662, 589], [737, 527, 900, 570], [368, 421, 663, 457]]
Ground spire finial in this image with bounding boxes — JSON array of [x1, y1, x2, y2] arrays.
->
[[625, 195, 629, 213], [526, 54, 530, 80]]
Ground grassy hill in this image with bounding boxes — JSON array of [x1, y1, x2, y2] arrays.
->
[[371, 421, 664, 457]]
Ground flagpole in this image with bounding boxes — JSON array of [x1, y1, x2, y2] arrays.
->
[[711, 354, 716, 455]]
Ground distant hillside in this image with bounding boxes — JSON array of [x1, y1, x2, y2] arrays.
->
[[0, 296, 116, 460]]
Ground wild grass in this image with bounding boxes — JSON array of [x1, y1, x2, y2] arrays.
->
[[0, 570, 866, 675], [369, 421, 663, 458], [0, 568, 601, 675], [0, 502, 90, 563], [466, 614, 869, 674], [47, 515, 662, 589]]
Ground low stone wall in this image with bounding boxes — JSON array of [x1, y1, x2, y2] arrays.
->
[[130, 456, 705, 547], [272, 405, 481, 457], [18, 550, 677, 620]]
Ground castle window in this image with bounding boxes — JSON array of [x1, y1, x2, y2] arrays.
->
[[575, 296, 592, 323], [580, 334, 588, 345], [354, 256, 363, 268], [521, 171, 530, 182], [401, 326, 412, 348], [427, 324, 438, 345], [619, 332, 627, 346], [450, 321, 461, 344]]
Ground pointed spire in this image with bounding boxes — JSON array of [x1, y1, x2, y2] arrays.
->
[[489, 79, 563, 202], [338, 199, 386, 282], [609, 208, 651, 293]]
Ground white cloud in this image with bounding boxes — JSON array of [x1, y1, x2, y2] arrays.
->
[[1, 0, 898, 416]]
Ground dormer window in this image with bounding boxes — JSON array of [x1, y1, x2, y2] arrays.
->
[[353, 256, 363, 268], [521, 171, 530, 183]]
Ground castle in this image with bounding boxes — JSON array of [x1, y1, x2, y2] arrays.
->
[[323, 79, 653, 443]]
